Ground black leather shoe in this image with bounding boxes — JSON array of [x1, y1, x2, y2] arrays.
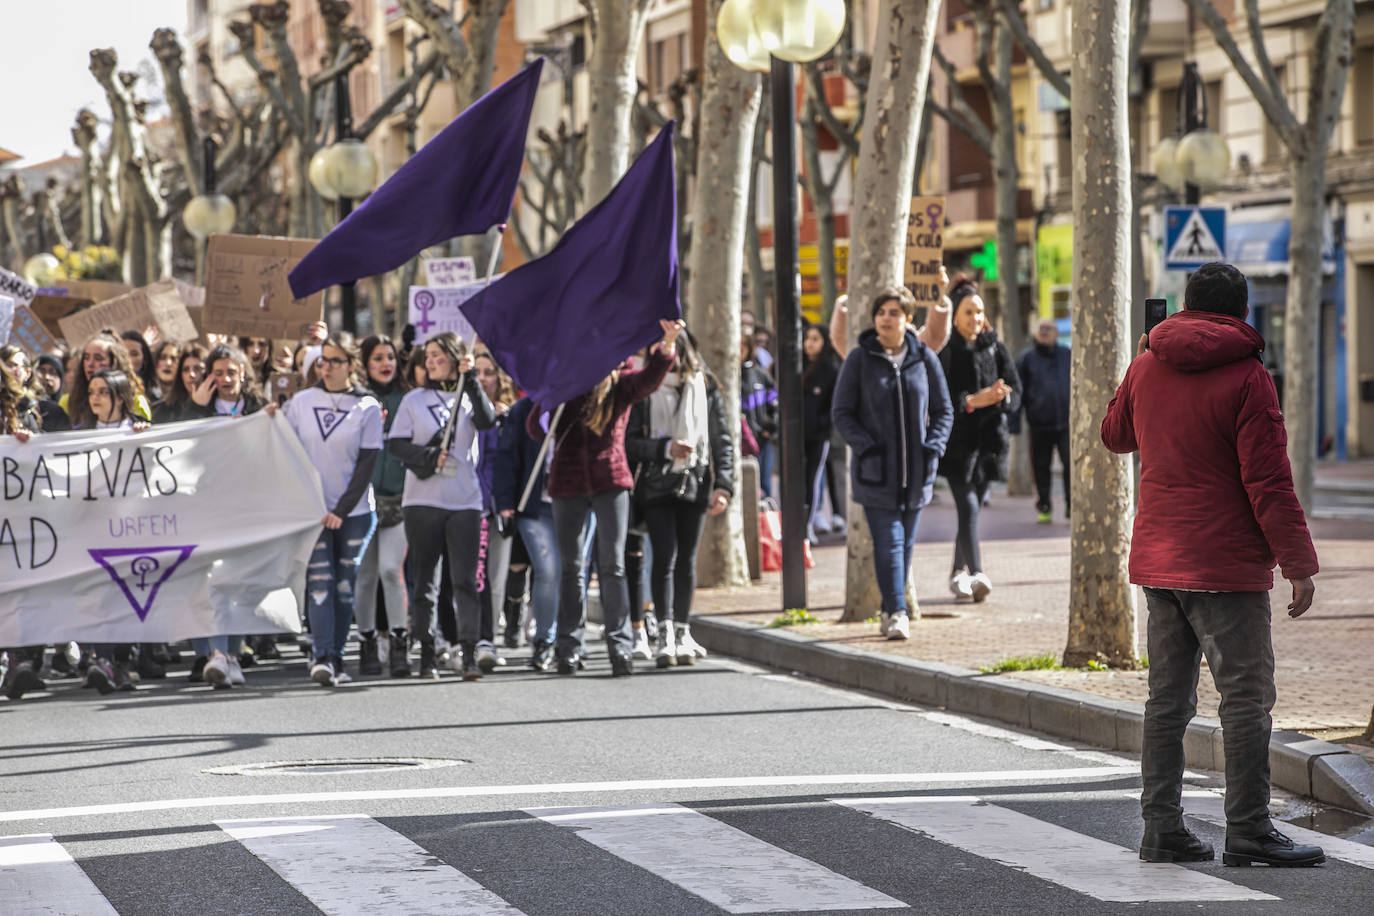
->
[[1224, 830, 1325, 867], [609, 650, 634, 678], [556, 651, 585, 675], [1139, 827, 1214, 863]]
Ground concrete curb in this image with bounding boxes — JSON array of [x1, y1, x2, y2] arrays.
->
[[692, 614, 1374, 817]]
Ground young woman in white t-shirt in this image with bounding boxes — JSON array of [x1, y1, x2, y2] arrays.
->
[[272, 334, 384, 687], [386, 332, 495, 680]]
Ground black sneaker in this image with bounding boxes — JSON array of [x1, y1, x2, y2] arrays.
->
[[251, 635, 282, 660], [418, 640, 440, 680], [556, 650, 585, 675], [1139, 827, 1214, 863], [609, 650, 634, 678], [461, 644, 482, 682], [389, 631, 412, 678], [529, 641, 554, 672], [113, 664, 136, 691], [188, 655, 209, 682], [1224, 830, 1325, 867], [135, 649, 166, 680], [84, 659, 115, 695], [359, 634, 383, 676], [4, 661, 44, 700]]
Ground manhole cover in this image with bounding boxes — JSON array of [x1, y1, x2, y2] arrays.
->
[[204, 757, 469, 776]]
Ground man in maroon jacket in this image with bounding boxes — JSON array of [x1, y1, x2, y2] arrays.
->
[[1101, 262, 1323, 868]]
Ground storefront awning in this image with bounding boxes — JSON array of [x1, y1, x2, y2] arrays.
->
[[1226, 216, 1336, 277]]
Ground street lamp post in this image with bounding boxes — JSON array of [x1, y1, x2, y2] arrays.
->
[[1151, 62, 1231, 204], [183, 137, 238, 279], [307, 71, 378, 333], [717, 0, 845, 614]]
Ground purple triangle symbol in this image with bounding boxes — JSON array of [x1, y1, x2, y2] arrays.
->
[[88, 546, 197, 622], [313, 406, 348, 441], [426, 403, 451, 429]]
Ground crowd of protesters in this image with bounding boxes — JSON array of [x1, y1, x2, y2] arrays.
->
[[1, 265, 1082, 698]]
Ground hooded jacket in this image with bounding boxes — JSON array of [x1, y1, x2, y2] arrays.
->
[[832, 327, 953, 512], [1101, 310, 1317, 592]]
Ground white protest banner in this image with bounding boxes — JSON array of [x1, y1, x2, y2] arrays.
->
[[0, 266, 37, 307], [408, 280, 497, 345], [0, 295, 13, 346], [422, 256, 476, 287], [0, 413, 327, 644]]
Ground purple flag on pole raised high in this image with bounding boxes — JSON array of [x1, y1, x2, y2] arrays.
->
[[288, 59, 544, 300], [460, 124, 682, 409]]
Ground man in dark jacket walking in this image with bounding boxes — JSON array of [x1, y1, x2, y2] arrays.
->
[[1101, 262, 1323, 868], [1018, 319, 1071, 523]]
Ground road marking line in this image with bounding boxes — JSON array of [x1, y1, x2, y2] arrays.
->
[[1183, 796, 1374, 870], [836, 796, 1278, 903], [217, 815, 523, 915], [0, 834, 118, 916], [527, 803, 904, 913], [0, 767, 1137, 823]]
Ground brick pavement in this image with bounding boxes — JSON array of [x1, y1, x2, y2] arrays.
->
[[694, 480, 1374, 736]]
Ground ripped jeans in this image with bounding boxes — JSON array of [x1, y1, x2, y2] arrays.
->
[[306, 512, 377, 666]]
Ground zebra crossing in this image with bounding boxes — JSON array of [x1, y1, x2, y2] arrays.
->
[[5, 792, 1372, 915]]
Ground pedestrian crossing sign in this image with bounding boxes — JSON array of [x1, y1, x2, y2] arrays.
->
[[1164, 206, 1227, 271]]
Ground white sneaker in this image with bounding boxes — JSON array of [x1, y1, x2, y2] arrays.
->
[[476, 641, 500, 673], [655, 624, 677, 668], [310, 660, 335, 686], [204, 652, 231, 688], [676, 625, 707, 661], [632, 627, 653, 660], [879, 613, 892, 636], [969, 572, 992, 603], [887, 614, 911, 640], [333, 669, 353, 684], [950, 572, 974, 602], [227, 656, 245, 686], [830, 516, 847, 534], [448, 646, 465, 673]]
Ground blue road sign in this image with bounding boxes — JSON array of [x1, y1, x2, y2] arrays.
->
[[1164, 206, 1227, 271]]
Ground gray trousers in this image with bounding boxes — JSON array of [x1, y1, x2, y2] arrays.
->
[[1141, 587, 1276, 838], [405, 506, 482, 645], [553, 488, 632, 657]]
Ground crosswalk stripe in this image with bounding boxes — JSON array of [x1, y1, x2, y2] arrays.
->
[[0, 834, 118, 916], [1184, 795, 1374, 870], [216, 815, 524, 915], [836, 796, 1279, 903], [526, 803, 906, 913]]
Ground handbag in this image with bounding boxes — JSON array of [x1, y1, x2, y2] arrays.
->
[[376, 493, 404, 529]]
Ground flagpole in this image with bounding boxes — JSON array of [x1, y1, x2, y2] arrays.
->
[[439, 222, 506, 475], [517, 403, 564, 513]]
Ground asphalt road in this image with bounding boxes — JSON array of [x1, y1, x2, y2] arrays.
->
[[2, 642, 1372, 915]]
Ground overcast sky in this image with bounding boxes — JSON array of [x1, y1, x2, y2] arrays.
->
[[2, 0, 187, 165]]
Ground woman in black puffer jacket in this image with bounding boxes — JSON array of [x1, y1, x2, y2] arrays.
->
[[938, 276, 1021, 604], [802, 321, 840, 540], [627, 337, 734, 669]]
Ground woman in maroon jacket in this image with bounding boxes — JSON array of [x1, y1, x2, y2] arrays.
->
[[528, 319, 682, 676]]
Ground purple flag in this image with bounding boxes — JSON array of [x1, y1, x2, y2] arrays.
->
[[288, 59, 544, 300], [460, 124, 682, 408]]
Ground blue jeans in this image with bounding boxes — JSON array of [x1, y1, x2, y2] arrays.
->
[[554, 489, 631, 657], [758, 440, 776, 498], [517, 506, 560, 646], [307, 512, 376, 665], [192, 635, 244, 657], [863, 506, 922, 615]]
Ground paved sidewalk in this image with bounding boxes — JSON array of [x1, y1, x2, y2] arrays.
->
[[695, 477, 1374, 743]]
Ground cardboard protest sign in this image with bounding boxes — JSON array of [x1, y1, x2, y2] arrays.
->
[[58, 279, 198, 346], [422, 256, 476, 287], [408, 280, 496, 345], [29, 294, 93, 335], [904, 196, 946, 311], [205, 234, 324, 340], [172, 278, 206, 307], [0, 266, 37, 306], [0, 295, 13, 346], [7, 304, 60, 355], [60, 279, 132, 302]]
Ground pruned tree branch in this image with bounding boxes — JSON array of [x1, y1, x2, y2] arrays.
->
[[803, 63, 860, 157], [932, 45, 994, 155], [1181, 0, 1301, 148], [994, 0, 1071, 99], [354, 48, 442, 140]]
